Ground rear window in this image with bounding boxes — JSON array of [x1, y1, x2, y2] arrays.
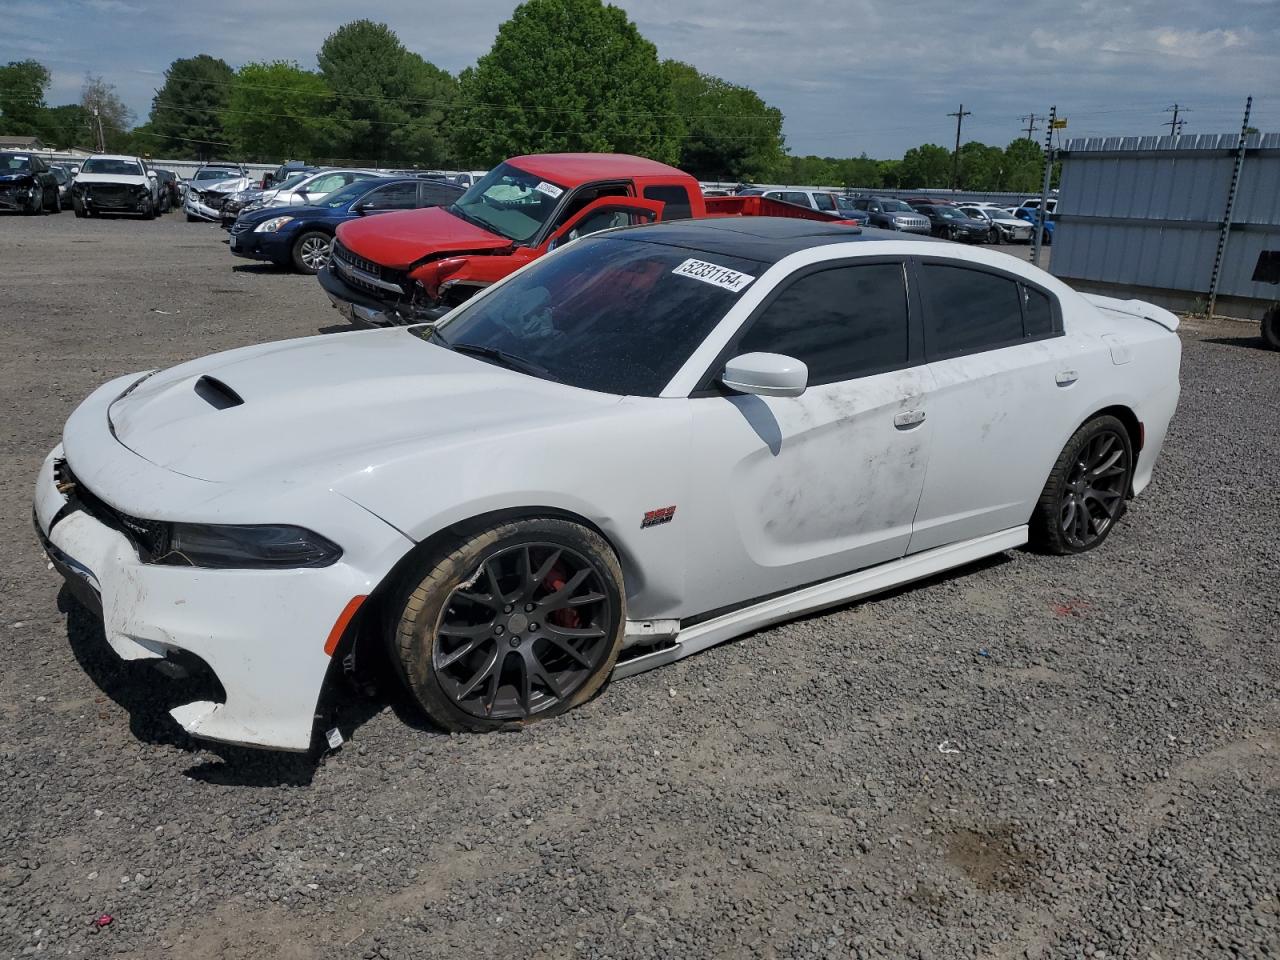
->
[[436, 237, 762, 397], [643, 184, 693, 220]]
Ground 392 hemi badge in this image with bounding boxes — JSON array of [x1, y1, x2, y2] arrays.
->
[[641, 505, 676, 529]]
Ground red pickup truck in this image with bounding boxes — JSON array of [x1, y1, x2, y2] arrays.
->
[[319, 152, 856, 326]]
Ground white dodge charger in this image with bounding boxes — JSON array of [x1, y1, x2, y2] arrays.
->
[[34, 218, 1182, 751]]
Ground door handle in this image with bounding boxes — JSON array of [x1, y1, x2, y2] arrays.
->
[[1055, 370, 1079, 387], [894, 409, 926, 429]]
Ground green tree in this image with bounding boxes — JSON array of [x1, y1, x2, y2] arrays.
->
[[149, 55, 234, 159], [1002, 138, 1045, 193], [898, 143, 952, 188], [318, 20, 455, 165], [956, 140, 1006, 190], [0, 59, 51, 135], [223, 61, 331, 160], [453, 0, 677, 166], [39, 103, 92, 149], [664, 60, 784, 181], [835, 154, 883, 189], [81, 73, 133, 151]]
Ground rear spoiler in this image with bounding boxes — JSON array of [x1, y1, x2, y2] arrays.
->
[[1081, 293, 1180, 332]]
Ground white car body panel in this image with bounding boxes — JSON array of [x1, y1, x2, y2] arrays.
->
[[35, 231, 1181, 750]]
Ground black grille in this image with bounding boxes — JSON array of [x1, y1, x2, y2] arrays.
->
[[331, 241, 409, 298], [55, 460, 169, 560], [86, 184, 138, 208]]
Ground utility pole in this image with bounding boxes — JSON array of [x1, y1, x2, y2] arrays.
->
[[92, 107, 105, 152], [1163, 104, 1187, 136], [1019, 113, 1040, 141], [1031, 105, 1055, 268], [947, 104, 972, 189]]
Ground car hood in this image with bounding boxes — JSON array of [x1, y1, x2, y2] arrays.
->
[[238, 203, 341, 227], [106, 329, 617, 484], [336, 206, 513, 269], [75, 172, 149, 187]]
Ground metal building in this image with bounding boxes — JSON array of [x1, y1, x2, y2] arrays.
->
[[1053, 132, 1280, 320]]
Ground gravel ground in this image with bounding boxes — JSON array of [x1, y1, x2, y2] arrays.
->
[[1, 212, 1276, 960]]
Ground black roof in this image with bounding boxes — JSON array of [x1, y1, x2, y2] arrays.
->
[[622, 216, 941, 264]]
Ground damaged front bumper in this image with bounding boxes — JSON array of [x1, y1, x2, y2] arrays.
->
[[318, 264, 450, 327], [32, 377, 414, 751]]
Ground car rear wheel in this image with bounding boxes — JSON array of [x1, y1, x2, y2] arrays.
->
[[1030, 415, 1133, 555], [989, 227, 1001, 245], [391, 518, 625, 732], [1261, 306, 1280, 351], [291, 231, 332, 274]]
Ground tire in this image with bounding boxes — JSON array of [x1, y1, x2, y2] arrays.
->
[[1030, 415, 1134, 555], [141, 198, 155, 220], [51, 191, 61, 213], [186, 213, 199, 223], [391, 518, 626, 733], [990, 228, 1001, 245], [1261, 306, 1280, 351], [73, 202, 86, 219], [291, 230, 332, 274]]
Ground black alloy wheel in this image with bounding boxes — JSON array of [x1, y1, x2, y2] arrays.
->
[[392, 518, 625, 732], [433, 543, 614, 721], [1031, 415, 1133, 554]]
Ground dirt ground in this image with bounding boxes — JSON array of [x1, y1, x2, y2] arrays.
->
[[0, 211, 1276, 960]]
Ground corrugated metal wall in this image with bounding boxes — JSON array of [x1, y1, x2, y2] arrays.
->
[[1054, 133, 1280, 316]]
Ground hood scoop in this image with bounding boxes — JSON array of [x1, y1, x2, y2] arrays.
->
[[194, 375, 244, 410]]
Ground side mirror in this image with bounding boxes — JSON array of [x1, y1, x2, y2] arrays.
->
[[722, 353, 808, 398]]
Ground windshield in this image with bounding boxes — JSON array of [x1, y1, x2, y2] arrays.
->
[[1, 153, 32, 172], [81, 157, 143, 176], [272, 171, 310, 192], [449, 161, 566, 243], [881, 199, 913, 212], [322, 179, 383, 209], [194, 167, 238, 181], [936, 207, 966, 219], [433, 236, 762, 396]]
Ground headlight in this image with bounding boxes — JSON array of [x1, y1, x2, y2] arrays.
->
[[254, 216, 295, 233], [157, 523, 342, 569]]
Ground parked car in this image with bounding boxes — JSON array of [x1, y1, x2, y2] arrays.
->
[[0, 151, 61, 214], [154, 169, 181, 211], [240, 168, 387, 217], [71, 154, 159, 218], [49, 164, 74, 208], [184, 163, 254, 222], [263, 159, 310, 188], [904, 196, 959, 207], [1015, 206, 1056, 244], [910, 203, 991, 243], [220, 169, 319, 226], [834, 195, 870, 224], [321, 153, 695, 325], [845, 196, 932, 234], [1021, 196, 1058, 215], [738, 187, 842, 215], [34, 216, 1183, 750], [958, 205, 1033, 244], [229, 177, 465, 273]]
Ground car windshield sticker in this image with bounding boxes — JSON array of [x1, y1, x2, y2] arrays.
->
[[534, 181, 564, 199], [671, 258, 756, 293], [12, 155, 28, 161]]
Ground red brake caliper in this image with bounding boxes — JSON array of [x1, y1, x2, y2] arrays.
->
[[542, 562, 581, 629]]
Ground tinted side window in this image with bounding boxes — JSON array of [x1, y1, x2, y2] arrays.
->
[[813, 193, 837, 212], [362, 182, 418, 209], [920, 264, 1024, 358], [642, 184, 692, 220], [1022, 285, 1055, 337], [853, 198, 868, 211], [781, 191, 809, 206], [419, 183, 461, 207], [736, 263, 910, 384]]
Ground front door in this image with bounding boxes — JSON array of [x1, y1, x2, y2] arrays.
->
[[683, 259, 934, 616]]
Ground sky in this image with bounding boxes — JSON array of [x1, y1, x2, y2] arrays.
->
[[4, 0, 1278, 158]]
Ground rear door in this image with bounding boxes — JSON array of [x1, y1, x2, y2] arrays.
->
[[685, 258, 934, 614], [907, 258, 1080, 552]]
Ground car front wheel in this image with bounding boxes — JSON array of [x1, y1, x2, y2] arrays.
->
[[1030, 415, 1133, 554], [291, 231, 332, 274], [391, 518, 625, 732]]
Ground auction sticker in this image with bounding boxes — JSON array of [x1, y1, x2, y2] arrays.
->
[[534, 181, 564, 199], [671, 258, 755, 293]]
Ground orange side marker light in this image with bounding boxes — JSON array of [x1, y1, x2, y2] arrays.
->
[[324, 595, 368, 656]]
